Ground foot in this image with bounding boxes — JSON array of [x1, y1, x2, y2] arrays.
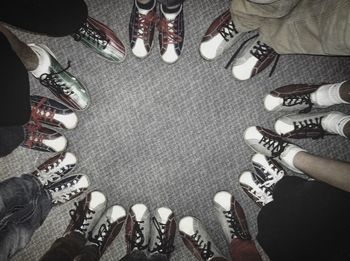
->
[[275, 111, 350, 139], [88, 205, 127, 256], [148, 207, 176, 258], [32, 151, 77, 187], [251, 153, 285, 192], [22, 122, 67, 153], [125, 203, 151, 253], [129, 0, 157, 58], [30, 95, 78, 130], [231, 37, 278, 81], [264, 84, 324, 113], [29, 44, 90, 111], [48, 174, 90, 205], [213, 191, 251, 243], [72, 17, 126, 62], [244, 126, 305, 173], [179, 216, 227, 261], [158, 4, 184, 64], [64, 191, 107, 236], [239, 171, 273, 207], [199, 10, 242, 60]]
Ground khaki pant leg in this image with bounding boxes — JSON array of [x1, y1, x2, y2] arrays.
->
[[230, 0, 350, 55], [230, 0, 301, 31]]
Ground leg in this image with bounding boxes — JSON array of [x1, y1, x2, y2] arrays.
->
[[0, 126, 24, 157], [39, 232, 86, 261], [230, 0, 301, 32], [0, 175, 52, 260], [0, 32, 31, 126], [73, 245, 100, 261], [257, 176, 350, 260], [294, 152, 350, 193], [0, 0, 88, 37], [119, 250, 148, 261]]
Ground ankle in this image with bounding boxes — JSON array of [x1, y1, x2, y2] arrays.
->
[[322, 111, 350, 137], [311, 82, 348, 107], [339, 80, 350, 103], [281, 145, 306, 173]]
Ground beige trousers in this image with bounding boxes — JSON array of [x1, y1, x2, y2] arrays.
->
[[230, 0, 350, 55]]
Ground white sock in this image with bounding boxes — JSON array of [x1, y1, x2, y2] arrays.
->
[[28, 44, 51, 78], [311, 81, 349, 107], [280, 145, 306, 174], [322, 111, 350, 137]]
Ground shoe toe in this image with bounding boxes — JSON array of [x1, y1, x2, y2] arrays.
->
[[274, 117, 294, 135], [264, 94, 283, 111], [109, 205, 127, 222], [43, 135, 67, 152], [232, 57, 258, 81], [155, 207, 173, 221], [161, 45, 180, 64], [199, 35, 223, 60], [213, 191, 231, 211], [179, 216, 196, 235], [131, 203, 149, 220], [132, 40, 150, 58]]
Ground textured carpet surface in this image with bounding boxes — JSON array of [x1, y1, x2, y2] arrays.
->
[[1, 0, 350, 260]]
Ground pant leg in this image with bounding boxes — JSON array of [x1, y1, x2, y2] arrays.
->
[[0, 175, 52, 260], [229, 238, 262, 261], [157, 0, 184, 6], [257, 176, 350, 261], [0, 126, 25, 158], [231, 0, 350, 55], [0, 0, 88, 37], [0, 32, 30, 127], [74, 245, 100, 261], [119, 250, 148, 261], [40, 232, 86, 261], [230, 0, 301, 32]]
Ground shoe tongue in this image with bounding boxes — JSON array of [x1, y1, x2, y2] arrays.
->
[[138, 7, 151, 15], [162, 6, 181, 20]]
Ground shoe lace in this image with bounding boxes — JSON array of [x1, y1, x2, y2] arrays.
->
[[90, 219, 112, 247], [34, 157, 65, 186], [291, 116, 326, 139], [250, 183, 273, 206], [149, 217, 175, 254], [39, 61, 74, 96], [219, 20, 239, 41], [24, 123, 44, 149], [190, 230, 214, 259], [135, 11, 156, 40], [225, 34, 279, 77], [259, 158, 285, 187], [73, 22, 109, 49], [282, 94, 314, 113], [69, 201, 96, 233], [259, 134, 288, 158], [158, 17, 182, 45], [50, 178, 82, 204], [223, 210, 251, 240], [31, 97, 56, 125], [129, 221, 148, 250]]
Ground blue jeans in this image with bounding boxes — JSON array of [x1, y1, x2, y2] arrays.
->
[[0, 174, 52, 260]]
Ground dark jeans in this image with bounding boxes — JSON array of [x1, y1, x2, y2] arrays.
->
[[120, 250, 168, 261], [40, 232, 100, 261], [0, 0, 88, 155], [0, 126, 25, 157], [0, 174, 52, 261], [257, 176, 350, 261]]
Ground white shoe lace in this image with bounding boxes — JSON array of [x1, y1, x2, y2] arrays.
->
[[50, 179, 81, 204], [249, 184, 273, 206]]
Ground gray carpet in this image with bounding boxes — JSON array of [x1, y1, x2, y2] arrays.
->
[[1, 0, 350, 260]]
